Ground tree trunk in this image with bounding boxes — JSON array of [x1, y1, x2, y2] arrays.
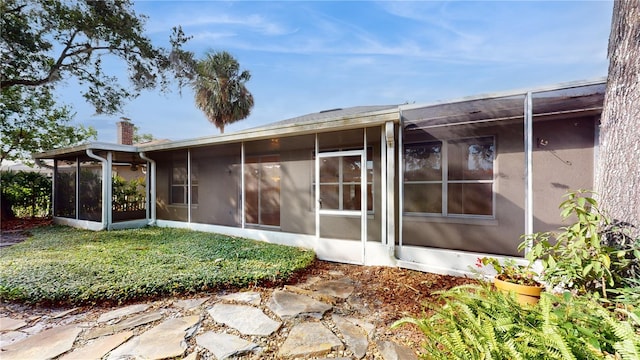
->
[[597, 0, 640, 237]]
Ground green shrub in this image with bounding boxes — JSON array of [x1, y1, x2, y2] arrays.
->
[[393, 284, 640, 359], [523, 190, 640, 299], [0, 226, 316, 305], [1, 170, 51, 218]]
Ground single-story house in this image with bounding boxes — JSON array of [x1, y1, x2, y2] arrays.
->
[[34, 78, 605, 276]]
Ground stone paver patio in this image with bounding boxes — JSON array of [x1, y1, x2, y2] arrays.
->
[[0, 273, 420, 359]]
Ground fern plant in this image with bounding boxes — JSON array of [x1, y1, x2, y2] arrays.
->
[[392, 284, 640, 359]]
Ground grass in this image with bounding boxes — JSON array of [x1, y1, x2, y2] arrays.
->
[[0, 225, 316, 305]]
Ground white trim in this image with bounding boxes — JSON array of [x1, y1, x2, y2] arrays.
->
[[381, 125, 387, 246], [316, 148, 367, 264], [400, 77, 606, 112], [75, 157, 80, 220], [403, 136, 496, 219], [524, 92, 534, 250], [53, 217, 104, 231], [593, 115, 600, 189], [110, 219, 148, 230], [396, 245, 527, 278], [52, 160, 57, 217], [187, 148, 192, 224], [442, 140, 449, 215], [398, 115, 404, 250], [86, 149, 108, 230], [385, 121, 396, 253], [106, 152, 113, 229], [241, 142, 246, 229], [314, 134, 319, 238], [362, 128, 367, 263], [154, 220, 396, 266], [139, 152, 156, 225]]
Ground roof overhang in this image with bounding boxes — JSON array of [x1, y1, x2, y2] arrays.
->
[[139, 106, 400, 152], [33, 142, 138, 160], [401, 78, 606, 130], [32, 78, 607, 159]]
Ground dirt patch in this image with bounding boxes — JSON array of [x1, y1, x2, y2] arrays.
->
[[1, 217, 52, 231], [0, 218, 51, 247]]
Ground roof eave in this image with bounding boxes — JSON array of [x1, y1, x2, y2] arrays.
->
[[33, 142, 139, 160], [400, 77, 607, 112], [140, 107, 400, 152]]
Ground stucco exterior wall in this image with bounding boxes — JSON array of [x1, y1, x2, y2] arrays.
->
[[151, 128, 384, 242], [191, 144, 242, 226], [401, 115, 597, 256], [155, 150, 188, 222], [402, 120, 526, 256], [532, 116, 597, 233]]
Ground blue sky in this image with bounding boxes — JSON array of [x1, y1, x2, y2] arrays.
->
[[58, 1, 613, 143]]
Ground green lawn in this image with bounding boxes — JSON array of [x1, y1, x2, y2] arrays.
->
[[0, 226, 315, 305]]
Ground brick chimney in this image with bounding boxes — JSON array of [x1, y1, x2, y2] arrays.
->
[[117, 118, 134, 145]]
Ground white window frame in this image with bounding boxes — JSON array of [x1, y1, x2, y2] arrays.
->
[[404, 136, 495, 219], [170, 159, 198, 205], [314, 147, 374, 214]]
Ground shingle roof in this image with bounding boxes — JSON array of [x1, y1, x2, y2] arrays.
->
[[262, 105, 399, 128]]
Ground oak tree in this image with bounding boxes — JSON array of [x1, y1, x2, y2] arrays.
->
[[1, 0, 194, 161], [597, 0, 640, 237]]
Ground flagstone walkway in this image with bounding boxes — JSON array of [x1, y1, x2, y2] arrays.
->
[[0, 272, 420, 359]]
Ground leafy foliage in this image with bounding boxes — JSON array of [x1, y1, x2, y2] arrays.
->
[[0, 226, 315, 305], [523, 190, 640, 298], [1, 0, 195, 114], [112, 174, 145, 212], [193, 51, 254, 133], [0, 170, 51, 218], [1, 0, 193, 161], [0, 86, 97, 163], [477, 257, 541, 286], [393, 284, 640, 359]]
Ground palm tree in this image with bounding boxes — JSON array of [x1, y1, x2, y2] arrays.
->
[[193, 51, 254, 133]]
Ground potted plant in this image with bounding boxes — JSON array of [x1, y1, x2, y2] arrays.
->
[[476, 257, 544, 305]]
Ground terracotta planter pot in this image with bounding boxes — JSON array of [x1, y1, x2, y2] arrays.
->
[[493, 276, 544, 306]]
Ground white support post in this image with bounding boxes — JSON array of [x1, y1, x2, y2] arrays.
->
[[139, 152, 156, 225], [384, 121, 395, 253], [361, 128, 367, 263], [314, 134, 320, 238], [52, 160, 57, 217], [524, 92, 534, 253], [241, 143, 245, 229], [187, 148, 192, 224], [75, 157, 80, 220], [106, 151, 113, 230], [398, 115, 404, 250]]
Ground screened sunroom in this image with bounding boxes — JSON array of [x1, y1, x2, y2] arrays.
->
[[38, 143, 151, 230], [33, 79, 606, 275]]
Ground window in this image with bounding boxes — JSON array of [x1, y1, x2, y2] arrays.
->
[[404, 136, 494, 217], [245, 155, 280, 226], [170, 160, 198, 205], [317, 148, 373, 212]]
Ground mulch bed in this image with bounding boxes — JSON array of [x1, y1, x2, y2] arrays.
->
[[0, 217, 52, 246]]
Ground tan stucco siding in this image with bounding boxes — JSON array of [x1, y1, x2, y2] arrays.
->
[[402, 121, 526, 256], [532, 116, 596, 233]]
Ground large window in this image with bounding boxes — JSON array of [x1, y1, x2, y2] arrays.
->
[[245, 155, 280, 227], [404, 136, 494, 217], [170, 160, 198, 205]]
